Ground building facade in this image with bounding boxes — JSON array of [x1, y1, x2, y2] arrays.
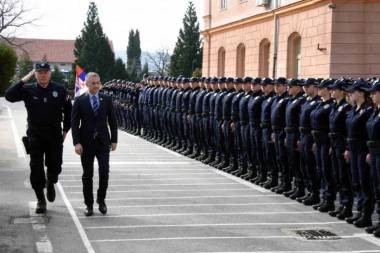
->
[[201, 0, 380, 79]]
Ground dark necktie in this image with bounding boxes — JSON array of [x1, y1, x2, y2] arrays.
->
[[92, 95, 99, 137], [92, 95, 99, 115]]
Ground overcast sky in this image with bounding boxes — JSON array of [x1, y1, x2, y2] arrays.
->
[[17, 0, 204, 53]]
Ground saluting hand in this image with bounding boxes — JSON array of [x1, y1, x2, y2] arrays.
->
[[21, 70, 35, 83]]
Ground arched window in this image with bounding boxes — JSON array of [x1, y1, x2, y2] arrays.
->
[[259, 39, 270, 77], [218, 47, 226, 77], [236, 43, 245, 77], [287, 32, 301, 78]]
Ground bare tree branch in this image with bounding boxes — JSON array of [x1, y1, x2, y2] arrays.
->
[[0, 0, 38, 48], [145, 46, 171, 76]]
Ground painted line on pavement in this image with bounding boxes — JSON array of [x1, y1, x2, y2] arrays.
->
[[60, 172, 216, 176], [64, 187, 251, 193], [3, 105, 25, 158], [63, 161, 191, 165], [78, 211, 318, 219], [28, 202, 52, 253], [56, 182, 95, 253], [83, 221, 345, 229], [60, 177, 233, 182]]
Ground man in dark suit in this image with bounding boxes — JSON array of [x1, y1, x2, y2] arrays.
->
[[71, 72, 118, 216]]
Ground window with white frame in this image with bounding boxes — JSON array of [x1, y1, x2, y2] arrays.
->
[[221, 0, 227, 10]]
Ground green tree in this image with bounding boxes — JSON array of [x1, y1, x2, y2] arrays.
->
[[126, 29, 142, 81], [51, 65, 66, 86], [0, 43, 17, 95], [73, 2, 115, 83], [168, 1, 202, 77], [114, 58, 128, 80], [18, 51, 35, 82]]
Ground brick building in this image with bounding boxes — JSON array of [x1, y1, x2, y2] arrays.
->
[[200, 0, 380, 79]]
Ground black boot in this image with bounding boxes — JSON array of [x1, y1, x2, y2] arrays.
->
[[303, 193, 320, 206], [296, 192, 311, 203], [318, 200, 335, 213], [374, 227, 380, 237], [283, 188, 297, 198], [34, 188, 46, 214], [354, 213, 372, 228], [336, 205, 353, 220], [289, 188, 305, 200], [203, 153, 215, 165], [328, 205, 343, 217], [46, 179, 56, 202], [365, 221, 380, 234], [346, 212, 362, 224]]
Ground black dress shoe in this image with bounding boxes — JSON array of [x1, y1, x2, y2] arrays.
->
[[46, 181, 56, 202], [328, 205, 343, 217], [97, 199, 107, 214], [85, 207, 93, 216], [35, 200, 47, 214], [345, 212, 362, 224], [365, 222, 380, 234]]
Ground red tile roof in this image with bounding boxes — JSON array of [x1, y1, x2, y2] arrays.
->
[[11, 38, 114, 63]]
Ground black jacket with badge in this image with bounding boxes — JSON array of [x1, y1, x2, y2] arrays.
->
[[5, 80, 72, 132]]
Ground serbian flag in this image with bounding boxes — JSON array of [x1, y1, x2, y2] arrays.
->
[[75, 65, 87, 97]]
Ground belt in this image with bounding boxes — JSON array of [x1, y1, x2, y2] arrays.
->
[[347, 138, 364, 144], [249, 122, 260, 127], [284, 127, 297, 133], [311, 130, 327, 137], [328, 132, 344, 139], [260, 123, 271, 129], [223, 116, 231, 120], [240, 121, 248, 125], [215, 116, 222, 120], [175, 109, 180, 112], [367, 141, 380, 147], [272, 125, 283, 131], [201, 113, 209, 117], [299, 127, 311, 133]]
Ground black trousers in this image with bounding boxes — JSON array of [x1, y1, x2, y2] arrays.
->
[[81, 138, 110, 207], [28, 127, 63, 190]]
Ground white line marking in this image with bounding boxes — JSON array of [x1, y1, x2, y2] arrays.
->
[[155, 145, 185, 157], [79, 211, 318, 219], [355, 232, 380, 247], [63, 161, 191, 165], [68, 194, 281, 201], [28, 202, 52, 253], [3, 105, 25, 158], [60, 172, 216, 176], [56, 182, 95, 253], [65, 188, 251, 193], [195, 251, 380, 253], [84, 221, 345, 229], [60, 177, 229, 181]]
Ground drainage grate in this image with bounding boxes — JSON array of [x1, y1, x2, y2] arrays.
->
[[10, 216, 49, 225], [295, 229, 341, 240]]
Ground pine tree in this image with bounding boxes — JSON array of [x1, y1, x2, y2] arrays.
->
[[114, 58, 128, 80], [126, 29, 142, 81], [0, 43, 17, 95], [74, 2, 115, 82], [168, 1, 202, 77], [51, 65, 66, 86], [18, 52, 35, 82]]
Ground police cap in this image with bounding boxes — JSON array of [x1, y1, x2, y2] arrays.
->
[[302, 78, 319, 86], [286, 78, 302, 86], [328, 79, 348, 90], [365, 79, 380, 93], [242, 76, 253, 83], [345, 78, 370, 93], [182, 77, 190, 83], [251, 77, 262, 85], [204, 77, 212, 83], [233, 77, 243, 84], [218, 77, 227, 83], [226, 77, 235, 83], [35, 62, 51, 71], [210, 77, 219, 83], [199, 77, 206, 81], [315, 78, 336, 88], [190, 77, 199, 82], [261, 77, 274, 86], [274, 77, 287, 85], [143, 73, 149, 78]]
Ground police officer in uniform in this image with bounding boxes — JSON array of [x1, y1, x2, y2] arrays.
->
[[5, 62, 72, 213], [327, 79, 354, 220], [365, 80, 380, 237], [344, 79, 374, 228]]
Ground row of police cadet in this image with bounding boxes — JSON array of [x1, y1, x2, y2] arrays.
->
[[101, 75, 380, 238]]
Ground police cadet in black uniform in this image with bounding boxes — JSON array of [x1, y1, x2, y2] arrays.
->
[[186, 77, 201, 157], [205, 77, 220, 164], [344, 79, 374, 228], [191, 77, 207, 159], [327, 79, 354, 220], [365, 80, 380, 237], [5, 62, 72, 213], [233, 76, 253, 177], [258, 78, 277, 186], [219, 77, 236, 170], [244, 77, 263, 181], [283, 78, 305, 196], [297, 78, 322, 206], [269, 77, 290, 191], [199, 78, 213, 162], [179, 78, 192, 154], [226, 77, 245, 173], [310, 78, 337, 213]]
